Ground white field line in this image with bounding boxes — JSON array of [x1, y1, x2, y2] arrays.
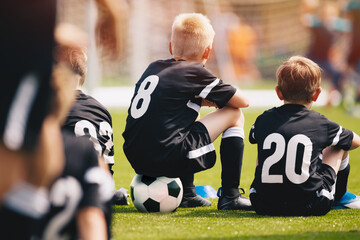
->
[[90, 87, 328, 109]]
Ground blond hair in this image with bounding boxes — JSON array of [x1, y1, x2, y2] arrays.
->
[[170, 13, 215, 60], [276, 56, 321, 103]]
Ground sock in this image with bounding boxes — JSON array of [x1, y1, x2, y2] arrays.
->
[[335, 154, 350, 201], [220, 127, 245, 198], [180, 173, 196, 197]]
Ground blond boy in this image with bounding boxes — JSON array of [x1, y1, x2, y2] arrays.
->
[[249, 56, 360, 216], [123, 13, 252, 210]]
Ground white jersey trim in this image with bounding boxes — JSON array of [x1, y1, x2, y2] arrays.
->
[[199, 78, 220, 99], [4, 181, 50, 219], [249, 188, 257, 194], [3, 74, 39, 150], [331, 126, 343, 146], [186, 100, 201, 113], [187, 143, 215, 159], [84, 167, 115, 202]]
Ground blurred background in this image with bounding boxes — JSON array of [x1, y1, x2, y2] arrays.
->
[[56, 0, 360, 111]]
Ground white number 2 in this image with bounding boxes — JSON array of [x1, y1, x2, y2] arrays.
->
[[43, 177, 82, 240], [130, 75, 159, 119], [262, 133, 312, 184]]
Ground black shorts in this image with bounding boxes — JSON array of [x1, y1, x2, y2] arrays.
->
[[179, 121, 216, 175], [250, 164, 337, 216], [0, 0, 56, 151], [132, 121, 216, 178]]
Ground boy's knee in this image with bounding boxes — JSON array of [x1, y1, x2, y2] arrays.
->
[[225, 107, 244, 127]]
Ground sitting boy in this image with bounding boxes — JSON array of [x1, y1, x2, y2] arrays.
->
[[123, 13, 252, 210], [60, 46, 128, 205], [249, 56, 360, 216]]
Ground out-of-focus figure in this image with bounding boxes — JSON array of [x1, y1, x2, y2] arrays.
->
[[301, 0, 350, 106], [227, 18, 261, 83]]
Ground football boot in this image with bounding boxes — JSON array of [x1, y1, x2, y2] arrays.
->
[[333, 192, 360, 209], [217, 187, 253, 210], [179, 194, 211, 208]]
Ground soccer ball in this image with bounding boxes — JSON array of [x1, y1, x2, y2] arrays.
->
[[130, 174, 183, 213]]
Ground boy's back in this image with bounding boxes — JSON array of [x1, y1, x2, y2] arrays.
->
[[123, 58, 236, 177], [250, 104, 353, 205]]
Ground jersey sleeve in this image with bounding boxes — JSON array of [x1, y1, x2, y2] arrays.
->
[[79, 148, 115, 209], [189, 67, 236, 109], [249, 123, 257, 144], [327, 119, 353, 150]]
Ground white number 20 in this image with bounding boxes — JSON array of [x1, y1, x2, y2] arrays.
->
[[130, 75, 159, 119], [262, 133, 312, 184]]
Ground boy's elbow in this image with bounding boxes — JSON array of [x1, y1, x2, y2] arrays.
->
[[350, 132, 360, 150], [236, 98, 249, 108], [242, 100, 250, 108]]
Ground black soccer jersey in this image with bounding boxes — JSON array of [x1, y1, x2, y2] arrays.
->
[[37, 131, 114, 239], [123, 58, 236, 177], [62, 90, 114, 165], [249, 104, 353, 202]]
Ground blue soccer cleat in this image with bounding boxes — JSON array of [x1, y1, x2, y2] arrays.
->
[[333, 192, 360, 209]]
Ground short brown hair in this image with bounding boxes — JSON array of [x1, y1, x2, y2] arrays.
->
[[54, 46, 87, 86], [276, 56, 321, 103]]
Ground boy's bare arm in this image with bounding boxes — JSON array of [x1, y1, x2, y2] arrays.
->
[[77, 207, 107, 240], [350, 132, 360, 150], [226, 89, 249, 108]]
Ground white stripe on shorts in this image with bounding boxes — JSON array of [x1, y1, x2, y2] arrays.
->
[[316, 183, 336, 200], [187, 143, 215, 159], [3, 74, 39, 150]]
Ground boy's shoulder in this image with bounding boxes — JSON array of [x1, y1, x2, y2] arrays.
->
[[257, 104, 326, 122], [150, 58, 214, 77]]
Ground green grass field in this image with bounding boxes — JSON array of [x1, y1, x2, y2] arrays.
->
[[110, 106, 360, 240]]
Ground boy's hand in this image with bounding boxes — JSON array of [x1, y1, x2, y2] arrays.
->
[[202, 99, 218, 108]]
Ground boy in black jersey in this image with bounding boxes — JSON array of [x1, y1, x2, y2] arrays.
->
[[123, 13, 252, 210], [249, 56, 360, 216], [60, 46, 115, 174], [60, 46, 128, 205]]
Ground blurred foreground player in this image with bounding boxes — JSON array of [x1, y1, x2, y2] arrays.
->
[[0, 0, 60, 200], [249, 56, 360, 216]]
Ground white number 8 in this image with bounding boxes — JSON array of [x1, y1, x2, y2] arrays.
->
[[130, 75, 159, 119]]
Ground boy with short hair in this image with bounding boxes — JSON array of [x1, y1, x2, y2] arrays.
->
[[249, 56, 360, 216], [61, 46, 115, 173], [123, 13, 252, 210], [60, 46, 129, 205]]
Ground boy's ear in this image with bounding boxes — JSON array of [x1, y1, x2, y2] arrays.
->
[[169, 42, 173, 55], [202, 45, 212, 60], [312, 87, 322, 102], [275, 86, 284, 100]]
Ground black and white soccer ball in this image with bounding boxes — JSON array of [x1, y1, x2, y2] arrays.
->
[[130, 174, 183, 213]]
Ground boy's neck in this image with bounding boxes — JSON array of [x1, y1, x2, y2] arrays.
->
[[283, 100, 313, 110], [174, 56, 207, 65]]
